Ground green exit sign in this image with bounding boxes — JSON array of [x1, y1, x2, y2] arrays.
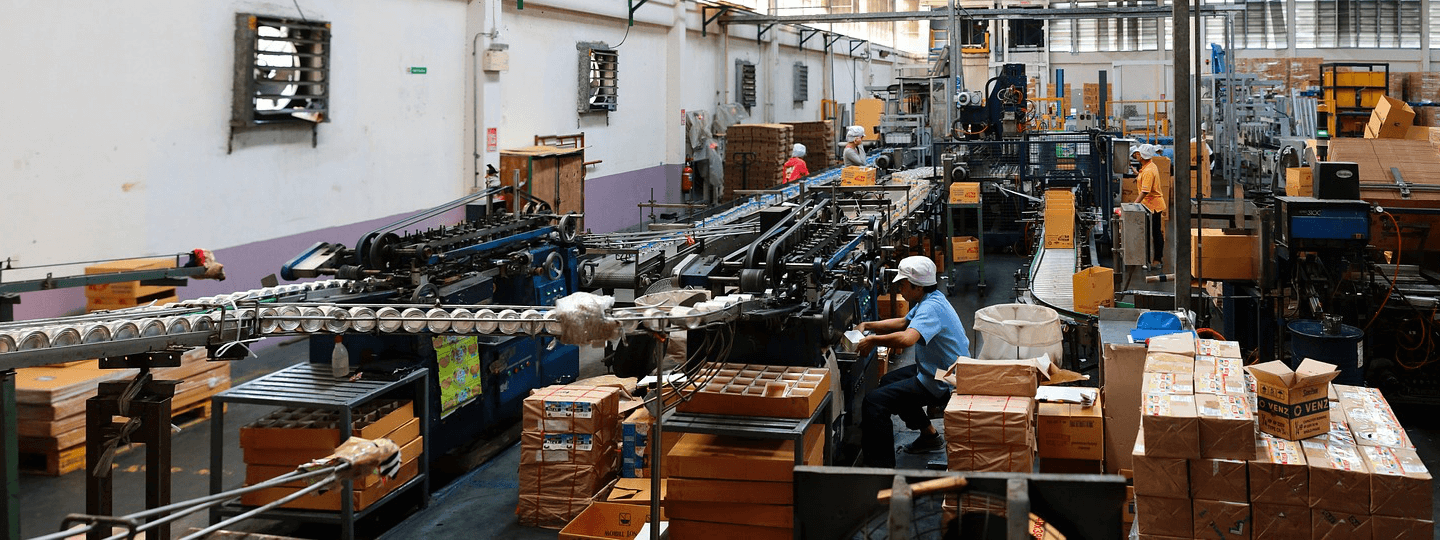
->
[[410, 67, 427, 75]]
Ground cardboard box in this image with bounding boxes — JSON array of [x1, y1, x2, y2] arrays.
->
[[520, 430, 616, 466], [1196, 393, 1256, 460], [605, 478, 666, 507], [1189, 458, 1248, 502], [1249, 435, 1308, 506], [558, 501, 663, 540], [1285, 167, 1314, 197], [1123, 486, 1136, 524], [523, 385, 622, 435], [241, 457, 418, 512], [1247, 360, 1339, 440], [83, 257, 177, 299], [621, 407, 680, 478], [1044, 189, 1075, 248], [1310, 508, 1372, 540], [876, 294, 909, 319], [1135, 495, 1192, 538], [1360, 445, 1432, 518], [1071, 266, 1114, 315], [1147, 333, 1197, 357], [1038, 457, 1103, 473], [951, 236, 979, 262], [1365, 95, 1416, 139], [1142, 372, 1194, 394], [946, 440, 1034, 472], [1303, 441, 1371, 515], [1131, 430, 1189, 498], [1193, 499, 1251, 540], [949, 182, 981, 204], [1191, 229, 1258, 281], [1102, 344, 1147, 473], [1144, 352, 1196, 374], [668, 501, 792, 529], [668, 519, 790, 540], [1196, 339, 1242, 359], [1036, 398, 1103, 460], [664, 426, 821, 482], [667, 478, 791, 505], [1335, 384, 1414, 449], [943, 395, 1035, 447], [1142, 393, 1199, 459], [841, 166, 877, 186], [680, 364, 830, 419], [1194, 356, 1246, 395], [1251, 503, 1309, 540], [939, 359, 1041, 397], [239, 401, 414, 451], [1371, 516, 1435, 540]]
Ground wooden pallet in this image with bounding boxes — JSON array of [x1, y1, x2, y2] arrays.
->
[[19, 443, 85, 476]]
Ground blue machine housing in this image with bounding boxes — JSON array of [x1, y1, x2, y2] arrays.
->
[[1275, 196, 1371, 253]]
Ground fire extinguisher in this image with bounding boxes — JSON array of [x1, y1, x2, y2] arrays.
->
[[681, 164, 694, 192]]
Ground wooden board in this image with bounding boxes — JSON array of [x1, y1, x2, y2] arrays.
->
[[499, 145, 585, 221]]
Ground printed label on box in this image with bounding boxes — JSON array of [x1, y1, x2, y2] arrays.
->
[[573, 402, 594, 419], [574, 433, 594, 451], [1363, 446, 1401, 475], [1328, 445, 1365, 471], [545, 400, 574, 417], [543, 433, 574, 450], [1266, 438, 1304, 464]]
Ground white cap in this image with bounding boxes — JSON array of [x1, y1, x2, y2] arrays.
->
[[893, 255, 937, 287], [846, 125, 865, 140], [792, 143, 807, 157], [1134, 144, 1158, 160]]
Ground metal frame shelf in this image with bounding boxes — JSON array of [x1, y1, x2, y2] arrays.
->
[[943, 195, 987, 293], [207, 363, 430, 540], [662, 392, 834, 468]]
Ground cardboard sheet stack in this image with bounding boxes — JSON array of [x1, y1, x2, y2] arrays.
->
[[16, 348, 227, 476], [723, 123, 794, 198], [782, 120, 835, 173], [239, 400, 422, 511], [940, 359, 1041, 473], [663, 363, 830, 539], [83, 257, 179, 311], [516, 384, 623, 528], [1129, 333, 1434, 539]]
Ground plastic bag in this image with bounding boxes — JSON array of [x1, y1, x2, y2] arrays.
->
[[972, 303, 1064, 361], [554, 292, 621, 348]]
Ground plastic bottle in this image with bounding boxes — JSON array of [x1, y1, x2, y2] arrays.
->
[[331, 335, 350, 378]]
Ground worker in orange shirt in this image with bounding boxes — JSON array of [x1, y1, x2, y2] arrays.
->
[[783, 144, 809, 183], [1133, 144, 1166, 267]]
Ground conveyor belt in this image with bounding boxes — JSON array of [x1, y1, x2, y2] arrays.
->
[[1030, 244, 1078, 313]]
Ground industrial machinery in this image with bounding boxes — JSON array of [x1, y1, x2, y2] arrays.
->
[[869, 77, 948, 171], [955, 63, 1030, 141]]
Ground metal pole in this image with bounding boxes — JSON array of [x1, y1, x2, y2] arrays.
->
[[0, 370, 15, 540], [948, 0, 960, 139], [1174, 0, 1193, 315], [648, 340, 662, 540]]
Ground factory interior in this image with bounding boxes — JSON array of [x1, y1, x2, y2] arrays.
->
[[4, 1, 1440, 539]]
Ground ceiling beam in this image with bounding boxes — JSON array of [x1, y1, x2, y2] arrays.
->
[[723, 6, 1242, 24]]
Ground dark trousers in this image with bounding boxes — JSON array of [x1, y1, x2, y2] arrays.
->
[[1149, 209, 1166, 263], [861, 364, 947, 468]]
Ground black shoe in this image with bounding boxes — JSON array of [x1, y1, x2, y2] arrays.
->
[[902, 432, 944, 454]]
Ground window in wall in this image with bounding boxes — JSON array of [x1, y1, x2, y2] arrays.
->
[[794, 63, 809, 103], [1296, 0, 1421, 48], [579, 46, 618, 113], [1008, 18, 1045, 49], [737, 60, 757, 110], [1049, 18, 1074, 52], [232, 14, 330, 128], [1201, 0, 1286, 49]]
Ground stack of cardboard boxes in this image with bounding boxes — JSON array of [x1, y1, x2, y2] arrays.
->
[[516, 384, 623, 527], [782, 120, 835, 173], [663, 363, 830, 539], [15, 348, 226, 476], [1082, 83, 1113, 114], [1129, 334, 1434, 538], [1043, 189, 1076, 248], [1364, 95, 1416, 139], [941, 360, 1040, 473], [1036, 392, 1105, 473], [1045, 83, 1072, 114], [723, 123, 794, 198], [1232, 58, 1325, 92], [83, 257, 180, 311], [239, 400, 422, 511], [620, 406, 679, 478]]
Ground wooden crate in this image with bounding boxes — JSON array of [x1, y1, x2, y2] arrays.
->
[[499, 146, 585, 220]]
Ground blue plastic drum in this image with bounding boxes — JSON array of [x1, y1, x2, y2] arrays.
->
[[1287, 319, 1365, 386]]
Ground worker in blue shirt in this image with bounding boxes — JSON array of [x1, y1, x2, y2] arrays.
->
[[855, 256, 969, 467]]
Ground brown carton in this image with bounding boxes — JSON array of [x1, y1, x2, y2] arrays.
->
[[1246, 360, 1339, 440], [668, 501, 792, 529], [1302, 440, 1371, 515], [1142, 393, 1199, 459], [1102, 344, 1147, 473], [949, 182, 981, 204], [1132, 429, 1188, 498], [1249, 435, 1308, 506], [664, 426, 821, 482], [1359, 445, 1432, 518], [937, 359, 1042, 397], [603, 478, 666, 506], [1191, 229, 1259, 281], [942, 395, 1035, 447], [1189, 458, 1248, 502], [1193, 499, 1251, 540], [558, 502, 663, 540], [951, 236, 980, 262], [1251, 503, 1310, 540], [1371, 516, 1434, 540], [945, 440, 1034, 472], [1142, 372, 1194, 394], [1147, 333, 1197, 357], [1194, 356, 1246, 395], [1196, 393, 1256, 460], [523, 385, 622, 435], [1310, 509, 1372, 540], [1144, 352, 1196, 374], [1196, 339, 1242, 359], [519, 430, 617, 466], [1036, 398, 1103, 460], [667, 477, 791, 505], [1285, 167, 1314, 197], [1364, 95, 1416, 139], [1334, 384, 1414, 449], [1071, 266, 1115, 315], [1135, 495, 1193, 538]]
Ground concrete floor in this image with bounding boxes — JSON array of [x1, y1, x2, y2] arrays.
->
[[19, 253, 1440, 539]]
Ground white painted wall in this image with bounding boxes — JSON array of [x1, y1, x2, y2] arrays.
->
[[0, 0, 469, 275]]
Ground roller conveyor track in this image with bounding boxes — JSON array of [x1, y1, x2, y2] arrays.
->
[[1027, 224, 1090, 320]]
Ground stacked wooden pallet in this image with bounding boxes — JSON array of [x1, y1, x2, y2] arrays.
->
[[782, 121, 835, 174], [16, 348, 228, 476], [723, 124, 793, 198], [84, 257, 178, 311]]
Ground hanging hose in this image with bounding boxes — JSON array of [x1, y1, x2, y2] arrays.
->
[[1363, 211, 1401, 332]]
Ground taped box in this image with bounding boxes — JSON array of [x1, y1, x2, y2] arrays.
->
[[1192, 499, 1250, 540], [1131, 427, 1189, 499], [1142, 393, 1199, 459], [1250, 503, 1309, 540], [1036, 397, 1103, 460], [1194, 356, 1246, 395], [937, 357, 1047, 397], [1143, 352, 1196, 375], [523, 385, 622, 436], [1142, 372, 1194, 395], [841, 166, 877, 186], [1310, 508, 1371, 540], [1302, 440, 1371, 516], [1188, 458, 1247, 502], [1195, 393, 1255, 460], [1334, 384, 1414, 449], [948, 182, 981, 204], [1372, 515, 1435, 540], [1247, 359, 1339, 440], [1147, 332, 1197, 357], [946, 440, 1034, 473], [1135, 495, 1192, 538], [1249, 434, 1308, 506], [942, 395, 1036, 447], [1360, 445, 1432, 518]]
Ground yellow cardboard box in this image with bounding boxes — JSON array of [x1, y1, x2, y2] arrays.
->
[[1037, 397, 1104, 460], [841, 166, 877, 186], [949, 182, 981, 204], [1285, 167, 1313, 197], [1071, 266, 1114, 315], [951, 236, 979, 262], [1365, 95, 1415, 139], [1191, 229, 1258, 281]]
